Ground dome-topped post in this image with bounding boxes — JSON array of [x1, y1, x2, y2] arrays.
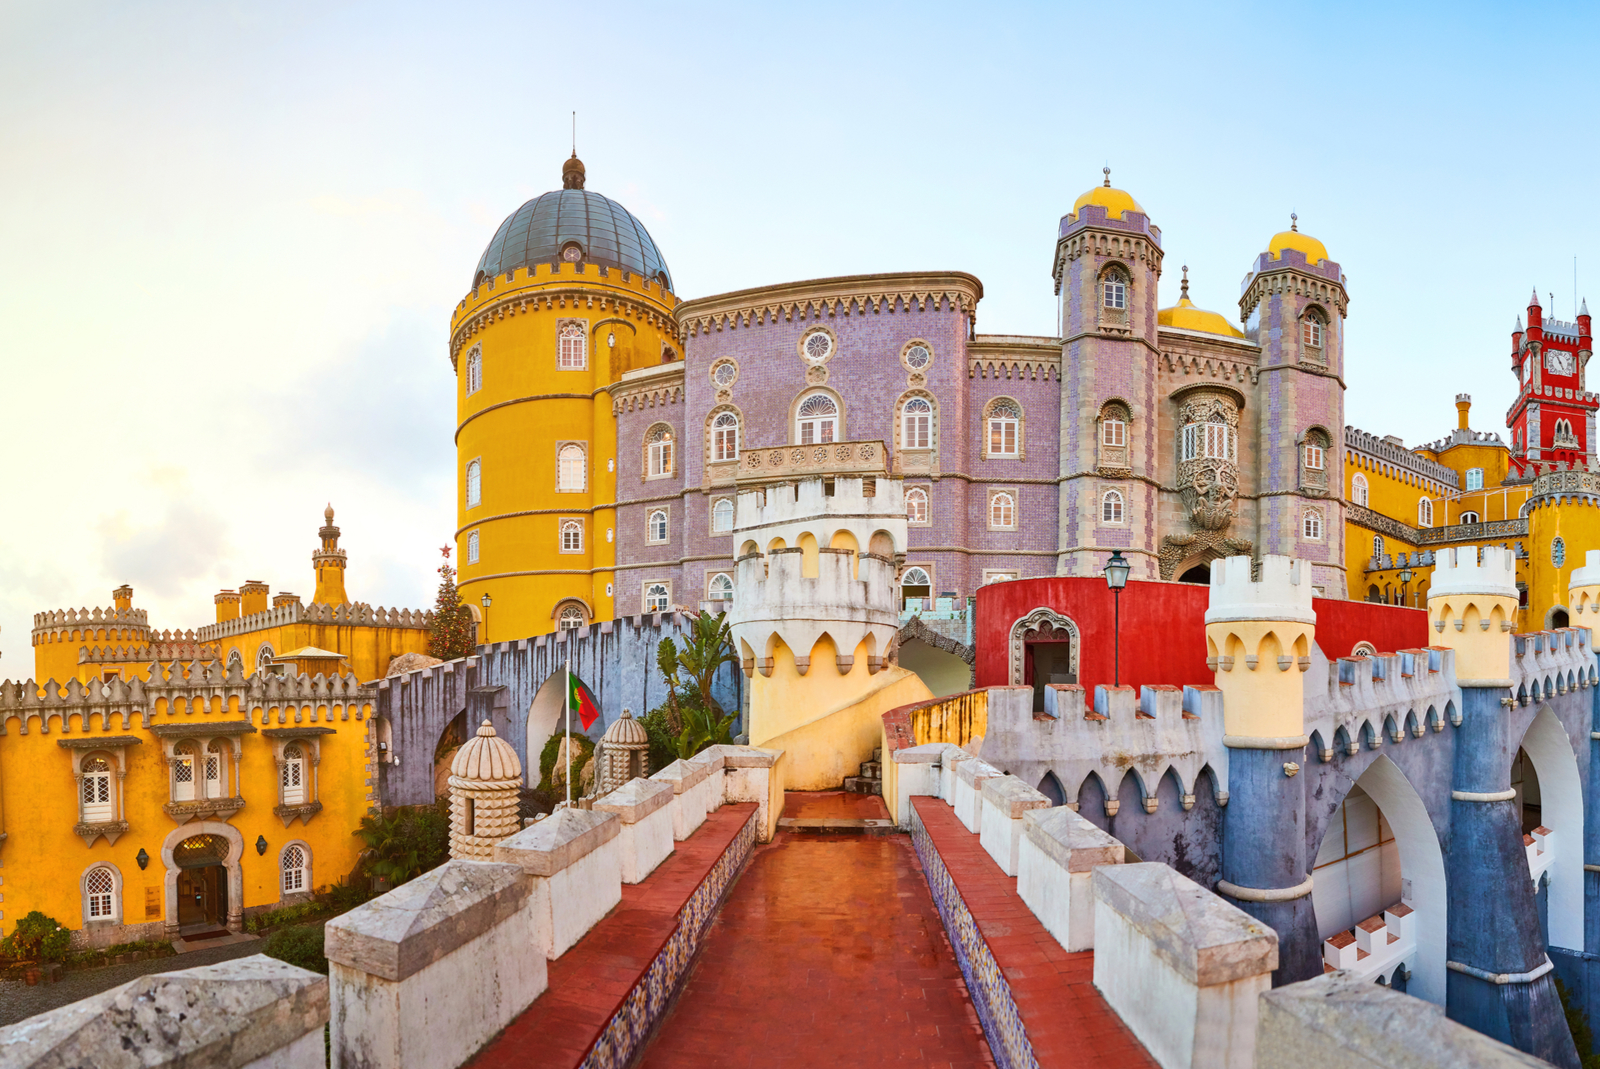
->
[[597, 708, 650, 794], [448, 720, 524, 860]]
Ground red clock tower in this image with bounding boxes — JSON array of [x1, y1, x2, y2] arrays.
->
[[1508, 288, 1594, 474]]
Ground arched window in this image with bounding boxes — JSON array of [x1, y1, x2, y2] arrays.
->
[[1460, 511, 1480, 524], [644, 583, 671, 613], [465, 460, 482, 507], [902, 397, 932, 450], [711, 412, 740, 462], [558, 323, 586, 370], [1303, 308, 1326, 350], [281, 744, 306, 806], [1466, 467, 1484, 491], [558, 604, 586, 630], [990, 491, 1016, 529], [646, 425, 674, 477], [902, 567, 932, 599], [81, 757, 113, 822], [1372, 536, 1383, 558], [906, 487, 930, 524], [1181, 419, 1232, 461], [1351, 472, 1369, 506], [560, 520, 584, 552], [84, 866, 117, 921], [987, 399, 1021, 457], [465, 346, 482, 395], [1102, 266, 1128, 310], [281, 844, 307, 894], [796, 393, 838, 444], [173, 742, 196, 803], [1303, 507, 1324, 540], [712, 497, 735, 533], [1554, 537, 1567, 567], [1418, 497, 1433, 527], [558, 444, 586, 491], [204, 740, 226, 799], [1101, 489, 1125, 525], [466, 530, 480, 564], [708, 573, 734, 601], [256, 644, 276, 673], [648, 509, 669, 543]]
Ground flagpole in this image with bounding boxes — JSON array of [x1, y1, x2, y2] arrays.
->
[[564, 653, 572, 806]]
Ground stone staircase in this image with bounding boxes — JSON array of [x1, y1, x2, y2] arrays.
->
[[843, 748, 882, 795]]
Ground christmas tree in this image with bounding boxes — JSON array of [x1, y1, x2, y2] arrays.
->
[[428, 546, 478, 661]]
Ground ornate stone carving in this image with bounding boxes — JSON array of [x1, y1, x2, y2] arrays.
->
[[1007, 608, 1080, 685], [1161, 389, 1247, 579], [897, 615, 976, 690]]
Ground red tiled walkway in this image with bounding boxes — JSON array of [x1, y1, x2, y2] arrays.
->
[[639, 793, 994, 1069], [468, 804, 757, 1069], [911, 797, 1157, 1069]]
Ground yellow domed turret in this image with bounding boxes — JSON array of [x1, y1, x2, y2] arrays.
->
[[1071, 167, 1146, 221], [1266, 214, 1329, 267], [1158, 267, 1247, 339]]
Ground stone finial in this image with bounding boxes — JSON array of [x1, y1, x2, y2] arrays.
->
[[563, 153, 586, 190], [598, 708, 651, 795], [448, 721, 524, 860], [1290, 212, 1298, 231], [1180, 265, 1190, 300], [1103, 166, 1111, 187]]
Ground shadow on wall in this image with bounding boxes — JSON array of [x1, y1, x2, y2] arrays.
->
[[899, 638, 971, 698]]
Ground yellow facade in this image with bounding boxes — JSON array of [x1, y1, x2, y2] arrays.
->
[[450, 254, 680, 642]]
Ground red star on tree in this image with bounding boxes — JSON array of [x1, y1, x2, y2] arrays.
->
[[440, 544, 452, 559]]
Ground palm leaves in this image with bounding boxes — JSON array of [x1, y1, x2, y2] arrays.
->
[[655, 610, 738, 759]]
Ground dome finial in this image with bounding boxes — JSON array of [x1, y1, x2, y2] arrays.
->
[[324, 502, 334, 524], [1180, 265, 1190, 300], [562, 152, 586, 190], [1290, 212, 1298, 232], [1103, 166, 1111, 188]]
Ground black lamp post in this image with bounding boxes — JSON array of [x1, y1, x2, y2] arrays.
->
[[1104, 551, 1131, 686], [480, 593, 492, 643], [1399, 566, 1413, 608]]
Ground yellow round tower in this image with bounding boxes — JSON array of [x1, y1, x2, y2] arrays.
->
[[450, 155, 681, 640]]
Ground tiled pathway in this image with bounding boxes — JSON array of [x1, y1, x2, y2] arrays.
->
[[638, 793, 994, 1069]]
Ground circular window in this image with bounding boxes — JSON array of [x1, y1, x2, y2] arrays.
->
[[560, 242, 584, 263], [802, 330, 833, 364], [904, 344, 931, 370], [711, 361, 738, 387]]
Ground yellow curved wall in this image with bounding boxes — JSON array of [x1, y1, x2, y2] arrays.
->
[[451, 262, 679, 639], [1527, 499, 1600, 628]]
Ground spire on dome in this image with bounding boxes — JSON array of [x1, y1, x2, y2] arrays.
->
[[562, 153, 586, 190], [1290, 212, 1298, 232], [1180, 265, 1190, 300]]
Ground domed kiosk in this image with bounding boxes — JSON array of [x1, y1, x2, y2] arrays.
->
[[448, 720, 524, 860]]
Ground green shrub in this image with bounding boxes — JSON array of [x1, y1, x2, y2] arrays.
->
[[639, 709, 680, 773], [246, 901, 329, 934], [537, 731, 594, 792], [0, 912, 72, 963], [1556, 976, 1600, 1068], [356, 801, 451, 886], [263, 924, 327, 975]]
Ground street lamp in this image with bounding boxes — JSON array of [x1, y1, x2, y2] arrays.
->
[[1399, 567, 1413, 608], [1104, 551, 1130, 686], [480, 592, 492, 643]]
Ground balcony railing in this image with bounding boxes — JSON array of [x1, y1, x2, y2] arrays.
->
[[1322, 902, 1417, 985], [732, 439, 887, 485]]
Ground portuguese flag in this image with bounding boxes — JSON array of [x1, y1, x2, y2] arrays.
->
[[568, 668, 601, 731]]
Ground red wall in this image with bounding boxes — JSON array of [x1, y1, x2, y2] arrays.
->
[[974, 577, 1430, 695]]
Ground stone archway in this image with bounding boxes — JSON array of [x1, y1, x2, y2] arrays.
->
[[896, 615, 975, 695], [525, 671, 572, 784], [1518, 706, 1584, 951], [160, 821, 244, 936]]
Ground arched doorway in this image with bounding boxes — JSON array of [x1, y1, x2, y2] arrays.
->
[[1310, 755, 1447, 1004], [433, 711, 467, 801], [1008, 609, 1079, 713], [525, 672, 571, 781], [1516, 707, 1583, 951], [1550, 608, 1571, 630], [161, 822, 243, 936], [1178, 564, 1211, 584]]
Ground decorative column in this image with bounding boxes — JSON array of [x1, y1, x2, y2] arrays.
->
[[1206, 554, 1319, 984], [448, 721, 524, 860], [1434, 546, 1579, 1067]]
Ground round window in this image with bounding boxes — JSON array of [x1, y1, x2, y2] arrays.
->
[[560, 242, 584, 263], [802, 331, 833, 364], [712, 361, 737, 387], [904, 344, 931, 369]]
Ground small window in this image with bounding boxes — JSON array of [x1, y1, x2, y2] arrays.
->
[[1554, 537, 1567, 568], [281, 745, 305, 806], [204, 741, 224, 799], [1418, 498, 1433, 527], [81, 757, 113, 822], [558, 444, 586, 491], [1303, 310, 1326, 349], [560, 520, 584, 552], [1102, 419, 1126, 447], [173, 743, 196, 802], [801, 330, 833, 364], [902, 397, 932, 450], [1101, 489, 1125, 524], [902, 567, 932, 599], [647, 425, 674, 477], [85, 867, 115, 920], [558, 604, 586, 631], [644, 583, 671, 613], [796, 393, 838, 444], [1303, 508, 1324, 541], [648, 509, 669, 543], [1460, 511, 1480, 524], [1103, 268, 1128, 310], [903, 343, 931, 370], [1304, 444, 1325, 470], [988, 400, 1021, 457], [282, 845, 307, 894], [466, 460, 482, 508], [712, 412, 740, 462], [465, 346, 482, 396], [1372, 536, 1383, 559], [466, 530, 480, 564], [708, 573, 734, 601], [712, 498, 735, 533], [990, 491, 1016, 529], [906, 487, 930, 524], [1466, 468, 1484, 491], [558, 323, 587, 370], [1351, 472, 1369, 506]]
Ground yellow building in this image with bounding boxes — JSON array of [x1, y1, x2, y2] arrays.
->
[[449, 154, 681, 640]]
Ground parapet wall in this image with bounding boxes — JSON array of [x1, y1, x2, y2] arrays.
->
[[196, 601, 430, 643]]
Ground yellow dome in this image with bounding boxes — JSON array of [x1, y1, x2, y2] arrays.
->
[[1158, 297, 1246, 339], [1267, 219, 1329, 267], [1072, 169, 1145, 220]]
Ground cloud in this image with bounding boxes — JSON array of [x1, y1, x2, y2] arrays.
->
[[95, 495, 235, 602]]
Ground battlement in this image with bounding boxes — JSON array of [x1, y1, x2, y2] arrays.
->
[[1305, 646, 1460, 759], [1427, 546, 1517, 600], [1346, 426, 1461, 487], [730, 547, 900, 674], [32, 606, 150, 638], [1204, 555, 1316, 625], [1510, 629, 1596, 706], [734, 473, 903, 532], [194, 601, 430, 642], [79, 642, 219, 665]]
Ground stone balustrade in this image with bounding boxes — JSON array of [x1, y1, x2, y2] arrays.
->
[[952, 755, 1002, 833], [594, 777, 675, 883], [494, 807, 622, 959], [978, 774, 1051, 876], [651, 757, 715, 840], [1017, 804, 1126, 952]]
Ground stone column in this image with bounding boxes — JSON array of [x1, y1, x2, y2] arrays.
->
[[1206, 554, 1319, 984], [1433, 546, 1579, 1067]]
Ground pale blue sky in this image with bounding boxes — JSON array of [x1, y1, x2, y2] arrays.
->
[[2, 1, 1596, 669]]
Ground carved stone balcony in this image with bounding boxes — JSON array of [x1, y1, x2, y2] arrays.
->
[[734, 440, 887, 486], [164, 796, 245, 825], [73, 820, 130, 848], [274, 801, 323, 828]]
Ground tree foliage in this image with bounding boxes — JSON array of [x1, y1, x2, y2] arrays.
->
[[356, 802, 451, 887], [654, 611, 739, 759], [0, 911, 72, 963], [428, 554, 477, 661]]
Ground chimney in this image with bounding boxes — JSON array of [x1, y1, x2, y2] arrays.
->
[[1456, 393, 1472, 431], [240, 580, 270, 616], [215, 589, 241, 623], [112, 585, 133, 611]]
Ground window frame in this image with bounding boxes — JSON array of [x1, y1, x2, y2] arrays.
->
[[81, 755, 115, 823], [901, 395, 933, 451], [795, 392, 840, 445], [988, 489, 1019, 531], [556, 442, 587, 492], [280, 842, 310, 896], [647, 508, 670, 545], [1418, 497, 1434, 528], [711, 497, 735, 534], [1102, 418, 1126, 448], [82, 864, 120, 924], [643, 582, 672, 613], [707, 572, 734, 601], [559, 519, 584, 554], [466, 530, 480, 564], [1181, 421, 1233, 462], [172, 742, 197, 803], [557, 321, 588, 371], [901, 566, 933, 600], [1101, 488, 1125, 525], [1372, 535, 1384, 559], [905, 485, 931, 526], [1303, 507, 1325, 541], [709, 409, 741, 464], [1465, 467, 1484, 491], [557, 603, 587, 631], [1303, 443, 1325, 471], [280, 745, 307, 806], [1351, 472, 1369, 506], [465, 344, 483, 396], [1102, 266, 1129, 311], [1459, 511, 1481, 524], [1303, 309, 1326, 351], [645, 423, 675, 479], [465, 458, 482, 508], [984, 397, 1023, 460]]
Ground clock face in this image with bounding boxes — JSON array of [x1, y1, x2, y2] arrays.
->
[[1546, 348, 1576, 376]]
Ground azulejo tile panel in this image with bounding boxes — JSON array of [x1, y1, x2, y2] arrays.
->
[[579, 808, 759, 1069], [910, 806, 1037, 1069]]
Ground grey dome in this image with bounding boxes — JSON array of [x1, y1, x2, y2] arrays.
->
[[472, 178, 673, 292]]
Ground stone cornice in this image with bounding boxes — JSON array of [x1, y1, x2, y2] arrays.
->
[[1240, 259, 1349, 322], [449, 284, 678, 366], [675, 271, 983, 341]]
